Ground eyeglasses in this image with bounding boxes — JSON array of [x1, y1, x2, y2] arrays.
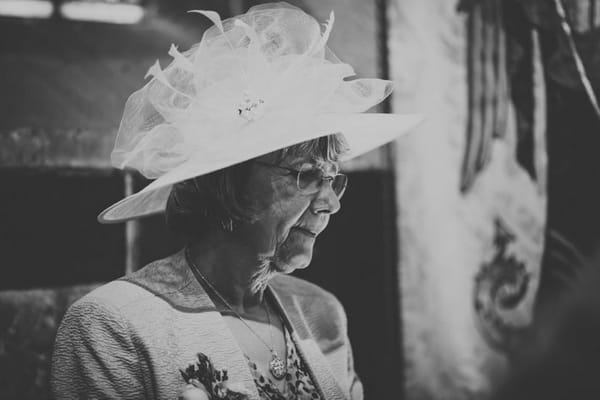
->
[[254, 161, 348, 199]]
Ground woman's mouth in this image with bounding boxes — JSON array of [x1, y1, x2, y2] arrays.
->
[[291, 226, 318, 238]]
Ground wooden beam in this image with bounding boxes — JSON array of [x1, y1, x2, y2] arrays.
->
[[124, 171, 142, 274]]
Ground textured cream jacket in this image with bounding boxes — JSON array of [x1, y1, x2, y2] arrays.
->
[[51, 250, 363, 399]]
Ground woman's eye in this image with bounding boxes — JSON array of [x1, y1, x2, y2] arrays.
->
[[299, 169, 322, 183]]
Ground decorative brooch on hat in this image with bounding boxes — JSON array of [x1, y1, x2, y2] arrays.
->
[[179, 353, 250, 400], [237, 91, 266, 121]]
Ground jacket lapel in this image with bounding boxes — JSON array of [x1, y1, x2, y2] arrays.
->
[[198, 311, 261, 399], [268, 285, 347, 400], [181, 253, 261, 400], [125, 250, 260, 399]]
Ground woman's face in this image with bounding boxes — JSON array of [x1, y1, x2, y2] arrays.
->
[[234, 154, 342, 273]]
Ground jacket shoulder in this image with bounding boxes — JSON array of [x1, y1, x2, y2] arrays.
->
[[72, 279, 145, 313], [271, 274, 338, 301], [69, 249, 197, 315], [270, 274, 347, 324]]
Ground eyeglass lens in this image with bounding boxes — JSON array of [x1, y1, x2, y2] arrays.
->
[[297, 165, 347, 198]]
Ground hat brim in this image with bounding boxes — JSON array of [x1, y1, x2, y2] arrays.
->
[[98, 112, 423, 223]]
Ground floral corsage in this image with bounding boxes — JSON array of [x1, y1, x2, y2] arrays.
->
[[179, 353, 251, 400]]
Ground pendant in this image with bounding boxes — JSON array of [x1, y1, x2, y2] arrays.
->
[[269, 352, 286, 380]]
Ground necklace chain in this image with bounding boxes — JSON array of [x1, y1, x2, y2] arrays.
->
[[185, 247, 287, 380]]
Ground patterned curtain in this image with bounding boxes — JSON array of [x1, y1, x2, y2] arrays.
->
[[388, 0, 547, 398]]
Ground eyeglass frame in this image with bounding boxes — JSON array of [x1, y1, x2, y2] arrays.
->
[[252, 160, 348, 199]]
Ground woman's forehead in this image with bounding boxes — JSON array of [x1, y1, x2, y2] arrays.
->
[[286, 155, 340, 172]]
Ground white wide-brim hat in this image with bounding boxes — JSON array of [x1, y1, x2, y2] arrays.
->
[[98, 2, 423, 223]]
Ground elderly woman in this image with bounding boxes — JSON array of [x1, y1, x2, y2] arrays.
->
[[51, 3, 420, 400]]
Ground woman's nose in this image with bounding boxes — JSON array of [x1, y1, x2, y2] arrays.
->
[[311, 179, 341, 215]]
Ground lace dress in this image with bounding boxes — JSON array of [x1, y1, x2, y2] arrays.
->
[[246, 326, 323, 400]]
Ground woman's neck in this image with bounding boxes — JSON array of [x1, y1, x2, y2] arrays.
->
[[186, 233, 275, 313]]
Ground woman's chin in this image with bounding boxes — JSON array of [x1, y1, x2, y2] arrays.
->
[[271, 231, 316, 273], [273, 250, 313, 273]]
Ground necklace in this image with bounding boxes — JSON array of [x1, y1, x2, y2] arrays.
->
[[185, 249, 287, 380]]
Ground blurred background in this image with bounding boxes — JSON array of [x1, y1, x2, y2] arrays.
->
[[1, 0, 600, 399]]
